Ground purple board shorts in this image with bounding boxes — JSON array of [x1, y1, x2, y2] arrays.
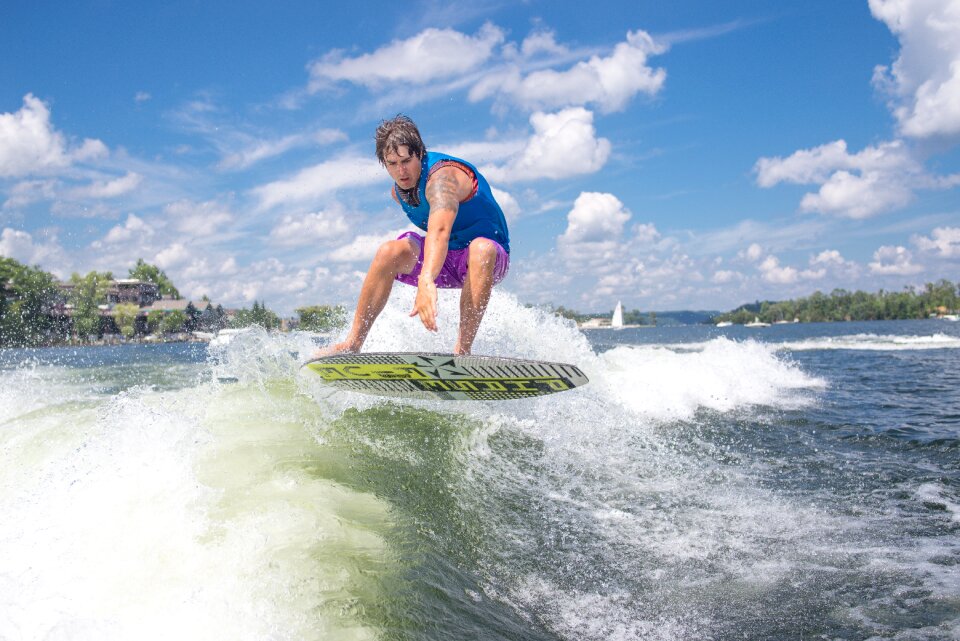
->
[[395, 231, 510, 289]]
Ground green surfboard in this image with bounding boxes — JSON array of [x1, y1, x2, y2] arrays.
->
[[303, 352, 588, 401]]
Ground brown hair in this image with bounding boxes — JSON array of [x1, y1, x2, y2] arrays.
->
[[375, 114, 425, 164]]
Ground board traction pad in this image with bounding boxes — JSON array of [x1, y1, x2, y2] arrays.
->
[[303, 352, 588, 401]]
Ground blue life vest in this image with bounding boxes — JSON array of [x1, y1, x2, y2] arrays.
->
[[395, 151, 510, 253]]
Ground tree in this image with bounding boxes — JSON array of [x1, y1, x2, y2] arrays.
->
[[232, 300, 280, 329], [184, 301, 201, 331], [128, 258, 180, 299], [69, 271, 112, 340], [162, 309, 187, 334], [296, 305, 346, 332], [0, 258, 62, 346], [114, 303, 140, 338], [147, 309, 164, 334], [198, 303, 228, 331]]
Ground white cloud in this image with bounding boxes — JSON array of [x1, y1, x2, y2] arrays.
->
[[3, 179, 58, 209], [163, 199, 234, 237], [809, 249, 860, 278], [758, 255, 800, 284], [219, 129, 347, 170], [712, 269, 742, 284], [0, 94, 107, 177], [519, 30, 569, 58], [870, 0, 960, 138], [869, 244, 924, 275], [269, 207, 352, 247], [252, 156, 383, 210], [470, 29, 666, 113], [134, 91, 151, 103], [308, 23, 503, 90], [632, 222, 661, 245], [327, 227, 410, 263], [913, 225, 960, 257], [743, 243, 764, 262], [490, 187, 521, 222], [754, 139, 954, 218], [481, 108, 611, 182], [102, 213, 154, 244], [558, 192, 631, 248], [68, 172, 143, 199], [154, 242, 191, 269], [0, 227, 63, 268]]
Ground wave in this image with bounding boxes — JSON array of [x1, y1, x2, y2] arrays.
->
[[772, 332, 960, 351], [3, 293, 955, 640]]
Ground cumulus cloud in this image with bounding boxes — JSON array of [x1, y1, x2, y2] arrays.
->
[[754, 139, 958, 218], [560, 192, 631, 244], [758, 255, 801, 284], [481, 108, 611, 182], [327, 227, 411, 263], [711, 269, 742, 284], [102, 213, 154, 244], [470, 29, 666, 113], [252, 156, 383, 210], [742, 243, 765, 262], [154, 242, 191, 269], [308, 23, 503, 90], [0, 94, 107, 177], [269, 207, 352, 247], [0, 227, 63, 268], [490, 187, 521, 222], [163, 199, 234, 237], [870, 0, 960, 138], [869, 244, 924, 275], [912, 225, 960, 257]]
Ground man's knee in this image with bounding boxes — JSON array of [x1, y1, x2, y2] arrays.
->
[[375, 238, 416, 263], [468, 238, 498, 269]]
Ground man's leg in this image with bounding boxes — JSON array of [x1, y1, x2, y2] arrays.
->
[[322, 237, 419, 354], [454, 238, 499, 355]]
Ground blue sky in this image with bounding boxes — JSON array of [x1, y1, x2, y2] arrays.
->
[[2, 0, 958, 315]]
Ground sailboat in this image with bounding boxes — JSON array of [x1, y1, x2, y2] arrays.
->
[[611, 301, 624, 329]]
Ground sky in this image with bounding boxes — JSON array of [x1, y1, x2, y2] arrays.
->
[[1, 0, 959, 315]]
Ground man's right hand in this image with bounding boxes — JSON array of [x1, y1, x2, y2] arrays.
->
[[410, 277, 439, 331]]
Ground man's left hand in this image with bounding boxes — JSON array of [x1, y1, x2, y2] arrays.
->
[[410, 277, 439, 331]]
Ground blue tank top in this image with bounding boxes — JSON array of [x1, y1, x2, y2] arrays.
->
[[395, 151, 510, 253]]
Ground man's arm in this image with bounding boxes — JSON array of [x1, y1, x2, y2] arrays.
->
[[409, 165, 474, 331]]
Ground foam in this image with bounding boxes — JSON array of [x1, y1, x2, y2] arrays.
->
[[774, 332, 960, 351], [0, 379, 393, 641]]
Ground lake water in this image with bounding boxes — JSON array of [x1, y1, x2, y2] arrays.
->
[[1, 292, 958, 640]]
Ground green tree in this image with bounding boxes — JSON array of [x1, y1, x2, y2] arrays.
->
[[184, 301, 200, 331], [69, 271, 112, 340], [114, 303, 140, 338], [147, 309, 164, 334], [128, 258, 180, 299], [296, 305, 346, 332], [232, 301, 280, 329], [162, 309, 187, 334], [0, 257, 62, 346]]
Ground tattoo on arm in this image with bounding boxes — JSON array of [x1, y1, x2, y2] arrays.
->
[[425, 171, 461, 213]]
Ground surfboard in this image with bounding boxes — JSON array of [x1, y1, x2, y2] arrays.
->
[[302, 352, 588, 401]]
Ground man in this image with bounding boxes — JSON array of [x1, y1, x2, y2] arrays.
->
[[324, 115, 510, 355]]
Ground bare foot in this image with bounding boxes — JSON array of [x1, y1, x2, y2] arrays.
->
[[310, 340, 361, 360]]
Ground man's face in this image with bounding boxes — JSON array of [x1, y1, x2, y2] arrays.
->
[[383, 145, 421, 191]]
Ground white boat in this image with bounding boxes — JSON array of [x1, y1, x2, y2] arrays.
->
[[611, 301, 624, 330], [942, 314, 959, 322], [745, 317, 770, 328]]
